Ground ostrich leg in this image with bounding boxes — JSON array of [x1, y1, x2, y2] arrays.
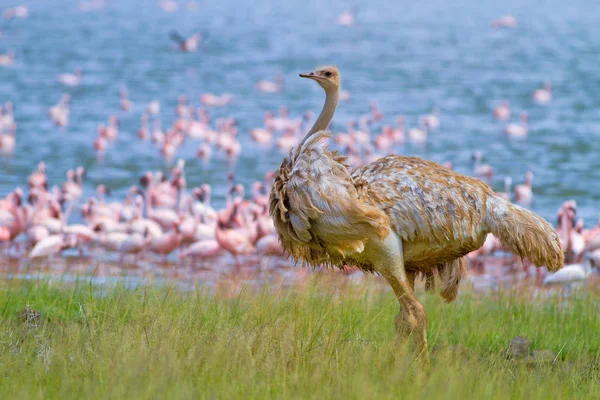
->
[[373, 234, 429, 360]]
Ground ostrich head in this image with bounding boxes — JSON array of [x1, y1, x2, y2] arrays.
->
[[299, 66, 341, 92]]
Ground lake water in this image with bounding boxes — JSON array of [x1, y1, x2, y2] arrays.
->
[[1, 0, 600, 224]]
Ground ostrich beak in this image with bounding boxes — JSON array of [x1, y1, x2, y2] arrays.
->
[[299, 71, 322, 80]]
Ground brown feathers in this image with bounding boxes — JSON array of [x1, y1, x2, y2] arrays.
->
[[487, 197, 564, 272], [270, 66, 563, 305], [269, 132, 390, 268]]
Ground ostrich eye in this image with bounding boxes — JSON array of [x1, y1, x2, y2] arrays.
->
[[324, 71, 332, 77]]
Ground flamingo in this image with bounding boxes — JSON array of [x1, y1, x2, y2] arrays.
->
[[472, 151, 494, 179], [276, 128, 299, 153], [0, 50, 15, 66], [514, 171, 533, 205], [200, 93, 234, 107], [533, 83, 552, 104], [494, 100, 510, 120], [256, 234, 284, 256], [170, 31, 205, 52], [251, 127, 274, 145], [56, 68, 82, 87], [490, 15, 517, 28], [544, 255, 594, 285], [215, 218, 255, 263], [147, 99, 160, 115], [159, 0, 178, 12], [505, 112, 528, 139], [420, 107, 440, 131], [48, 95, 70, 127], [496, 177, 513, 201], [30, 234, 77, 259], [120, 87, 133, 111], [256, 73, 284, 93], [337, 10, 354, 26], [0, 122, 16, 155], [149, 224, 182, 259], [408, 121, 427, 145], [2, 5, 29, 20], [179, 240, 223, 259]]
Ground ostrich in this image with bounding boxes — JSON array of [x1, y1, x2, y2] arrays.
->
[[269, 66, 563, 359]]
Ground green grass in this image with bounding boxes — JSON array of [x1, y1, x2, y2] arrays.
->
[[0, 276, 599, 399]]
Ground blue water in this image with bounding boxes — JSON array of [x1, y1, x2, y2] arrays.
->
[[1, 0, 600, 224]]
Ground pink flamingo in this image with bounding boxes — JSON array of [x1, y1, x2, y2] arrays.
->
[[27, 225, 49, 247], [149, 223, 182, 260], [408, 121, 427, 145], [256, 234, 284, 257], [28, 162, 47, 190], [490, 15, 517, 29], [48, 95, 70, 127], [137, 114, 149, 140], [120, 87, 133, 111], [99, 116, 119, 141], [348, 119, 370, 145], [215, 218, 255, 264], [179, 240, 223, 260], [0, 50, 15, 66], [339, 90, 351, 101], [147, 99, 160, 115], [276, 128, 299, 153], [337, 10, 354, 26], [533, 82, 552, 104], [582, 219, 600, 246], [391, 116, 405, 144], [200, 93, 234, 107], [152, 119, 165, 144], [505, 112, 528, 139], [370, 102, 384, 122], [0, 122, 16, 155], [94, 136, 108, 153], [472, 151, 494, 179], [30, 234, 77, 259], [496, 177, 513, 201], [514, 171, 533, 205], [494, 100, 510, 120], [119, 229, 152, 262], [196, 143, 212, 162], [420, 107, 440, 130], [250, 127, 274, 145], [56, 68, 82, 87], [256, 73, 284, 93], [2, 6, 29, 20], [176, 95, 191, 118]]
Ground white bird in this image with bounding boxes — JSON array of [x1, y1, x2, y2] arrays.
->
[[420, 107, 440, 131], [505, 112, 528, 139], [533, 83, 552, 104], [490, 15, 517, 29], [0, 50, 15, 66], [56, 69, 82, 87], [337, 10, 354, 26], [408, 122, 427, 145], [30, 234, 77, 258], [514, 171, 533, 205], [147, 99, 160, 115], [544, 255, 594, 285]]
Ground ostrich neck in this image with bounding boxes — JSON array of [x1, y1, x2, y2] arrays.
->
[[299, 89, 339, 148]]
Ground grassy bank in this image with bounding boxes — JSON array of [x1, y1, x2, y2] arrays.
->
[[0, 277, 598, 399]]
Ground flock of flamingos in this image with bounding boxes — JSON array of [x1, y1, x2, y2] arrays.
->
[[0, 5, 597, 286]]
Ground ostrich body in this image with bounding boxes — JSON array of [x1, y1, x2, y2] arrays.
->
[[269, 66, 564, 357]]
